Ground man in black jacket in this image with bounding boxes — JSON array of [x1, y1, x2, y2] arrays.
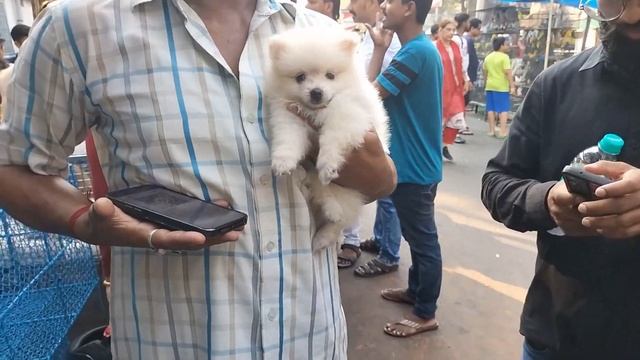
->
[[482, 0, 640, 358]]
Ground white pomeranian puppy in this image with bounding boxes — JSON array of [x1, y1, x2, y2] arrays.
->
[[265, 27, 390, 251]]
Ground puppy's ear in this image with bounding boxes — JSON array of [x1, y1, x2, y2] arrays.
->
[[269, 35, 287, 61], [339, 32, 360, 55]]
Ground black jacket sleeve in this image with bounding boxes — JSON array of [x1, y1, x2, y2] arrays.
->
[[481, 77, 557, 233]]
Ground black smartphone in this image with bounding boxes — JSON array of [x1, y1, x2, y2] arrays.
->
[[107, 185, 247, 237], [562, 165, 613, 200]]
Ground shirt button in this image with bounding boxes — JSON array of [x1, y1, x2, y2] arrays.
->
[[259, 174, 270, 186], [267, 308, 277, 321], [265, 241, 275, 253], [245, 114, 256, 124]]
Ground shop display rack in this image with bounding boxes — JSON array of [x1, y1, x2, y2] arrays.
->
[[0, 155, 99, 360]]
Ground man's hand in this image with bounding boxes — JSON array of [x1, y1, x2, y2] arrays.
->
[[333, 130, 396, 201], [75, 197, 243, 250], [578, 161, 640, 239], [365, 15, 393, 50], [546, 180, 595, 236], [510, 85, 517, 96]]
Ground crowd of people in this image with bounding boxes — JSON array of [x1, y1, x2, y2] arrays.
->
[[0, 0, 639, 358]]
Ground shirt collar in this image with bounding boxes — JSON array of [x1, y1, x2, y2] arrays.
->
[[131, 0, 153, 7], [131, 0, 284, 15], [579, 45, 606, 72]]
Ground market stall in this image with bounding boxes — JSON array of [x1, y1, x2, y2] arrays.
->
[[470, 0, 597, 110]]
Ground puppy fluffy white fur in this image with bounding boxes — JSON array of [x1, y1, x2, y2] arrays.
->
[[265, 27, 389, 251]]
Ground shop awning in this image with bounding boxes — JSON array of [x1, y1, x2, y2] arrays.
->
[[498, 0, 584, 9]]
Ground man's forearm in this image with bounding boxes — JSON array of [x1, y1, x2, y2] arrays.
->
[[334, 133, 397, 202], [481, 163, 556, 232], [336, 154, 397, 202], [367, 47, 386, 82], [0, 165, 90, 237], [507, 69, 514, 88]]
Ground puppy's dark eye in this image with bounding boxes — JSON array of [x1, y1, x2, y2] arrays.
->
[[295, 73, 306, 83], [326, 72, 335, 80]]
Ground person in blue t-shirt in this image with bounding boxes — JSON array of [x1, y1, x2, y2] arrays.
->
[[366, 0, 444, 338]]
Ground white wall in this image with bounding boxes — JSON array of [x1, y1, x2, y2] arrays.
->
[[2, 0, 33, 54], [4, 0, 32, 26]]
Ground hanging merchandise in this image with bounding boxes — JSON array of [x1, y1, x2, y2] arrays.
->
[[470, 0, 589, 111]]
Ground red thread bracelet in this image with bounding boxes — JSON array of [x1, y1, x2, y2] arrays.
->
[[67, 204, 92, 236]]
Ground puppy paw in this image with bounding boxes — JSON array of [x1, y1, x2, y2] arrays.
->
[[312, 224, 341, 251], [271, 157, 298, 176], [317, 165, 339, 185]]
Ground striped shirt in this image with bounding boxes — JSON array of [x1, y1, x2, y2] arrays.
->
[[0, 0, 347, 359]]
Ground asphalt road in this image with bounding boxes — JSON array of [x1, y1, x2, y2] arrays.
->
[[341, 115, 537, 360]]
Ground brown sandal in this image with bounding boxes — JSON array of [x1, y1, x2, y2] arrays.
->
[[337, 244, 361, 269], [359, 238, 380, 254], [381, 288, 415, 305], [384, 318, 439, 338], [354, 258, 398, 278]]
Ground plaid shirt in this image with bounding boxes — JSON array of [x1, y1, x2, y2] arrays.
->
[[0, 0, 347, 359]]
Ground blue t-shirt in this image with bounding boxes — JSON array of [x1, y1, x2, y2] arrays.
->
[[377, 33, 443, 185]]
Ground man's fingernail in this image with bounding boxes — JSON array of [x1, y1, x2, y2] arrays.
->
[[578, 204, 586, 213], [582, 218, 591, 227], [595, 188, 606, 197]]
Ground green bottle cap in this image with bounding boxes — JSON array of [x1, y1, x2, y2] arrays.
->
[[598, 133, 624, 156]]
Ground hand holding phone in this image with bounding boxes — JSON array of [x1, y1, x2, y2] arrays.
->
[[577, 161, 640, 239], [107, 185, 247, 237], [562, 165, 613, 200], [73, 196, 244, 251], [546, 180, 599, 237]]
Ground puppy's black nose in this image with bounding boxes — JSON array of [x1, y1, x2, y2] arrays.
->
[[310, 88, 323, 104]]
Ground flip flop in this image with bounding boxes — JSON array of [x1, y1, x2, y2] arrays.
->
[[384, 318, 439, 338]]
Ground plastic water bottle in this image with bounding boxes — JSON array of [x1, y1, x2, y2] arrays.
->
[[548, 133, 624, 236], [570, 133, 624, 166]]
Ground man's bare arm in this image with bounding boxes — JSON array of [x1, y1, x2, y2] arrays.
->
[[505, 68, 515, 93], [334, 131, 397, 202], [373, 81, 391, 99], [368, 47, 386, 82], [0, 165, 91, 237], [0, 165, 243, 249]]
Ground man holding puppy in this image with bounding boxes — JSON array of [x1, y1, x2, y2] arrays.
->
[[367, 0, 444, 337], [0, 0, 396, 358], [482, 0, 640, 356]]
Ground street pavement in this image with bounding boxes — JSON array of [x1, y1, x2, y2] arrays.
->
[[340, 114, 537, 360]]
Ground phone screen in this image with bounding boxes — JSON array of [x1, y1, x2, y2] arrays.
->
[[121, 187, 243, 230]]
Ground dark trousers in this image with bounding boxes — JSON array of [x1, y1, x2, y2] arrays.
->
[[391, 183, 442, 319]]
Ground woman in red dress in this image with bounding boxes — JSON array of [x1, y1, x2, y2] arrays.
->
[[436, 19, 469, 162]]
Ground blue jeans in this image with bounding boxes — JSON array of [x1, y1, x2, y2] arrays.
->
[[522, 340, 554, 360], [373, 196, 401, 265], [391, 183, 442, 319]]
